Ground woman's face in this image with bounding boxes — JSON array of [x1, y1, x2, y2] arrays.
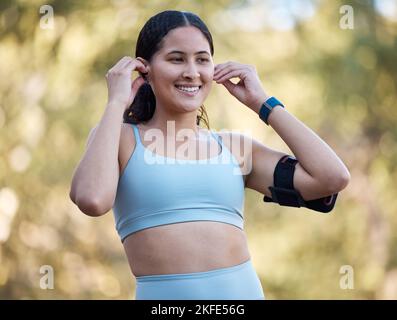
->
[[146, 26, 214, 113]]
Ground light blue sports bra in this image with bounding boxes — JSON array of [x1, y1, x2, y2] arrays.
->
[[112, 123, 245, 243]]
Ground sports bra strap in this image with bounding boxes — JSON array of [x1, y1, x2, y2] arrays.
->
[[131, 123, 142, 145], [209, 130, 223, 154]]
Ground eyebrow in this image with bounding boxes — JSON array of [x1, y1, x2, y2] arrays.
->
[[166, 50, 210, 56]]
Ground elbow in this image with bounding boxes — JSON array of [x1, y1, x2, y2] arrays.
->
[[73, 195, 112, 217], [327, 170, 351, 193]]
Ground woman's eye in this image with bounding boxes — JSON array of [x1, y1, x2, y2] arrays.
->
[[170, 58, 209, 63]]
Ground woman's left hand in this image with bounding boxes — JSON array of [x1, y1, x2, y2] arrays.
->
[[213, 61, 270, 113]]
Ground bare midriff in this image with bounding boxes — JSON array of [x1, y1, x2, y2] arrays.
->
[[122, 221, 251, 277]]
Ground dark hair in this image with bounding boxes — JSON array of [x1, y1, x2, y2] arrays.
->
[[123, 10, 213, 129]]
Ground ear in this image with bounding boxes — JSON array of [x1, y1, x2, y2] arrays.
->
[[136, 57, 151, 82]]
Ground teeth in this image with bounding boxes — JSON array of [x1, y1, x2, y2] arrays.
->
[[176, 85, 200, 92]]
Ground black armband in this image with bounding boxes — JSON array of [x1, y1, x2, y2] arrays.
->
[[263, 155, 338, 213]]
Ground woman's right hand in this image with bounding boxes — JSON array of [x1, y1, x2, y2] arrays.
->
[[105, 56, 148, 110]]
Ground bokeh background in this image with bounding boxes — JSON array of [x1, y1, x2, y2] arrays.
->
[[1, 0, 396, 299]]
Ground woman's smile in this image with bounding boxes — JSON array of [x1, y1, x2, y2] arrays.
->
[[174, 84, 202, 97]]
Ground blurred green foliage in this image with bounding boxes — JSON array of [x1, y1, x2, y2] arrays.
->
[[1, 0, 396, 299]]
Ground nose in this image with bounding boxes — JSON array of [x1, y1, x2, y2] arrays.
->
[[182, 61, 200, 79]]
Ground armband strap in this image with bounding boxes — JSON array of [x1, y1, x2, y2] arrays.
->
[[263, 155, 338, 213]]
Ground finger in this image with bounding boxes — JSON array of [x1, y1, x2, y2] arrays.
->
[[124, 59, 147, 76], [214, 64, 241, 79], [214, 61, 241, 76], [214, 63, 222, 72], [214, 63, 229, 75], [108, 57, 130, 74], [119, 57, 135, 70], [128, 76, 147, 106], [221, 79, 236, 93], [121, 59, 147, 76], [112, 56, 133, 72], [214, 68, 247, 83], [131, 76, 146, 93], [214, 64, 250, 79], [213, 63, 231, 76], [132, 59, 148, 74]]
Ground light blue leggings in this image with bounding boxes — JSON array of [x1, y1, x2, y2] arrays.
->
[[135, 259, 265, 300]]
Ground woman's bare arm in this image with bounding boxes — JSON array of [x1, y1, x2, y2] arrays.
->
[[69, 56, 148, 216], [69, 102, 125, 216]]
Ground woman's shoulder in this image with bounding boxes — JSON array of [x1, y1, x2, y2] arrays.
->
[[119, 123, 137, 175]]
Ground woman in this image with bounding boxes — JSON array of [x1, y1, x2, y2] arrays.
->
[[70, 10, 350, 300]]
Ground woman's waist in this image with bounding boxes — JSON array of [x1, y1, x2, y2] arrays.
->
[[123, 221, 250, 277]]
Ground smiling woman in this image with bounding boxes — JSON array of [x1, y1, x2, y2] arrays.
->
[[112, 11, 265, 300], [70, 10, 265, 300], [69, 8, 350, 301]]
